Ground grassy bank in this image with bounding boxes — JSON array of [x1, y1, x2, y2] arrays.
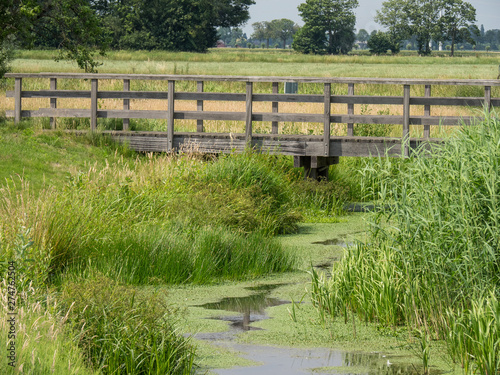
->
[[312, 111, 500, 374], [0, 116, 357, 373]]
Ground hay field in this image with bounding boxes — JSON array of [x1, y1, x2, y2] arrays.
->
[[2, 49, 499, 137]]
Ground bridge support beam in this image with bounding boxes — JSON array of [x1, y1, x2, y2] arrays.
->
[[294, 156, 339, 181]]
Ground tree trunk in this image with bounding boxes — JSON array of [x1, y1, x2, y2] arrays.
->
[[450, 33, 455, 57]]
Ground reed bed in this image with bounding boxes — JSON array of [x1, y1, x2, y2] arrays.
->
[[311, 110, 500, 374]]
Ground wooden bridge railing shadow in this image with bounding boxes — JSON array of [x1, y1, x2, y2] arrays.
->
[[5, 73, 500, 178]]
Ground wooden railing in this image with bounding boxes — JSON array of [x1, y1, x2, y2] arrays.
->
[[5, 73, 500, 157]]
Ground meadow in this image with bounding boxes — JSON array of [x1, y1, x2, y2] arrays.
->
[[1, 49, 499, 374]]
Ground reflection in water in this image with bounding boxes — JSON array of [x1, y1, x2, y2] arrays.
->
[[196, 283, 289, 332], [312, 238, 354, 247], [212, 346, 445, 375], [195, 286, 444, 375]]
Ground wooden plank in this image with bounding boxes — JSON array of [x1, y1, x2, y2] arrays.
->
[[176, 92, 244, 101], [123, 79, 130, 131], [410, 96, 485, 106], [197, 81, 204, 132], [8, 90, 496, 107], [324, 83, 331, 156], [253, 112, 322, 123], [485, 86, 492, 110], [91, 79, 98, 131], [246, 81, 253, 144], [6, 72, 500, 86], [175, 111, 245, 121], [105, 132, 441, 158], [254, 94, 323, 103], [403, 85, 410, 157], [331, 95, 404, 105], [347, 83, 354, 136], [50, 78, 57, 129], [167, 80, 175, 152], [272, 82, 279, 134], [424, 85, 431, 138], [14, 78, 22, 123]]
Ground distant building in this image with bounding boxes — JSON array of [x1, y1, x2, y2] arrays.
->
[[216, 40, 226, 48]]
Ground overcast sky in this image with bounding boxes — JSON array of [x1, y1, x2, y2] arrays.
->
[[242, 0, 499, 36]]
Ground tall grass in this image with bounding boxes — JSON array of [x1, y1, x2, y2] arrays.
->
[[60, 274, 195, 374], [311, 110, 500, 374], [0, 151, 300, 285], [0, 282, 94, 374]]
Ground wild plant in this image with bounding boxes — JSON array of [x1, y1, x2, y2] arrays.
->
[[60, 274, 195, 374], [311, 111, 500, 374]]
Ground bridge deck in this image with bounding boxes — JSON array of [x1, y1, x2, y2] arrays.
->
[[105, 131, 437, 157]]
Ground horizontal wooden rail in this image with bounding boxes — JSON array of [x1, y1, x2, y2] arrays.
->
[[5, 73, 500, 86], [4, 73, 499, 158]]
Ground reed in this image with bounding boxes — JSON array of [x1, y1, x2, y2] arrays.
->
[[311, 110, 500, 374]]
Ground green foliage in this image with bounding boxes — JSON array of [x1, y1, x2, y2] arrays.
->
[[437, 0, 478, 57], [310, 112, 500, 374], [61, 274, 195, 374], [367, 31, 400, 54], [93, 0, 254, 52], [376, 0, 477, 56], [0, 286, 94, 374], [293, 0, 358, 55], [1, 0, 107, 74]]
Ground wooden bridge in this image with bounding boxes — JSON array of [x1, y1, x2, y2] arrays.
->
[[5, 73, 500, 178]]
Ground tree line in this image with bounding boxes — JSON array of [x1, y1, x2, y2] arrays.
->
[[0, 0, 495, 77], [0, 0, 255, 75]]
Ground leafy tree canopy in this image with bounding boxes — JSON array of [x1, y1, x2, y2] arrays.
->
[[293, 0, 359, 55], [1, 0, 107, 74], [375, 0, 477, 56]]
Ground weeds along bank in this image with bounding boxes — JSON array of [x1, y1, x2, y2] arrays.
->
[[0, 118, 356, 373], [312, 111, 500, 375]]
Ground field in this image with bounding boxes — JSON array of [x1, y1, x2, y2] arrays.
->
[[3, 49, 500, 139], [1, 49, 499, 374]]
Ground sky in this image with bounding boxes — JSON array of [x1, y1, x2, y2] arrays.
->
[[242, 0, 499, 37]]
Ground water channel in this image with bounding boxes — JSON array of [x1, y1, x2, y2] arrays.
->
[[180, 220, 447, 375]]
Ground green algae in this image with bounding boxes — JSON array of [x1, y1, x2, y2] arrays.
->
[[162, 216, 463, 374]]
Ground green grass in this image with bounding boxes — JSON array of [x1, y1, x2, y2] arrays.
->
[[4, 48, 500, 80], [311, 111, 500, 374]]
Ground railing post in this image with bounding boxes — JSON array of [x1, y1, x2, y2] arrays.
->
[[485, 86, 492, 111], [90, 79, 98, 131], [246, 81, 253, 145], [123, 79, 130, 131], [14, 78, 22, 124], [272, 82, 279, 134], [403, 84, 411, 158], [323, 83, 331, 157], [347, 83, 354, 137], [50, 78, 57, 129], [168, 80, 175, 152], [197, 81, 204, 132], [424, 85, 431, 139]]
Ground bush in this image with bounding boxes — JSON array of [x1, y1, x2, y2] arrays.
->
[[367, 31, 399, 55]]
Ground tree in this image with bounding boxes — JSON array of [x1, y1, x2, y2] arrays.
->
[[93, 0, 255, 52], [376, 0, 441, 56], [211, 0, 255, 28], [293, 0, 359, 55], [357, 29, 370, 43], [251, 21, 273, 48], [356, 28, 370, 49], [367, 31, 396, 54], [269, 19, 299, 48], [1, 0, 107, 76], [437, 0, 477, 56]]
